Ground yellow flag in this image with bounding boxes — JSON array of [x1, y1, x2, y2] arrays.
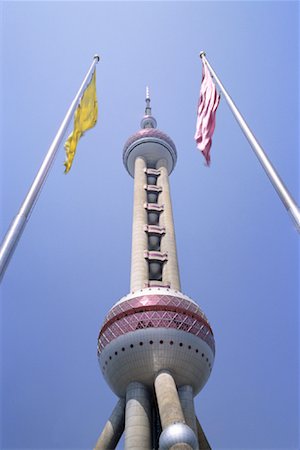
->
[[64, 70, 98, 173]]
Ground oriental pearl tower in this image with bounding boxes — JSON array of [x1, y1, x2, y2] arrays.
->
[[94, 89, 215, 450]]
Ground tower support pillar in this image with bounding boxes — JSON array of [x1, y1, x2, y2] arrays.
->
[[124, 381, 152, 450], [157, 159, 181, 291], [195, 416, 211, 450], [154, 370, 185, 427], [154, 371, 197, 450], [130, 156, 148, 291], [178, 385, 198, 448], [94, 398, 125, 450]]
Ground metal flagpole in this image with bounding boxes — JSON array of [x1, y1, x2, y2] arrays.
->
[[200, 51, 300, 233], [0, 55, 100, 283]]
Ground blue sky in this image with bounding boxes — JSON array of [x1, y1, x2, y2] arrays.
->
[[1, 1, 299, 449]]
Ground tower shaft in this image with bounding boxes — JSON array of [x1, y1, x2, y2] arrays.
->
[[130, 156, 148, 291], [156, 159, 180, 290], [130, 156, 180, 291]]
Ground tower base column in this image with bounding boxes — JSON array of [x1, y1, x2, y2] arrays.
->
[[178, 385, 198, 449], [124, 381, 152, 450], [94, 398, 125, 450], [195, 416, 211, 450], [154, 371, 197, 450]]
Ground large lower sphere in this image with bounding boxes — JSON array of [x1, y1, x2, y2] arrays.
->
[[98, 288, 215, 397]]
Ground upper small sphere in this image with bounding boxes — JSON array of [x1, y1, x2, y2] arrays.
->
[[123, 91, 177, 177], [123, 127, 177, 177]]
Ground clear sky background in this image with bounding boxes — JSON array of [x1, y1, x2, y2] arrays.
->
[[1, 1, 299, 449]]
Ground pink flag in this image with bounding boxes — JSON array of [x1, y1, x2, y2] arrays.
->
[[194, 61, 220, 165]]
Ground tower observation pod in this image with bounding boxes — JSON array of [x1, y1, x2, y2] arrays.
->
[[95, 89, 215, 450]]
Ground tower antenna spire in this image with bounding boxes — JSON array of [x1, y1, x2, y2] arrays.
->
[[141, 86, 157, 129], [145, 85, 151, 115]]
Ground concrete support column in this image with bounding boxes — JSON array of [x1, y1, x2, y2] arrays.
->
[[94, 398, 125, 450], [154, 371, 196, 450], [130, 156, 148, 291], [195, 416, 211, 450], [178, 386, 198, 449], [154, 371, 185, 428], [124, 381, 152, 450], [178, 386, 198, 438], [156, 159, 181, 291]]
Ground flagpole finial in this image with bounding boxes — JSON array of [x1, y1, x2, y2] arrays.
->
[[199, 51, 206, 59], [94, 54, 100, 62]]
